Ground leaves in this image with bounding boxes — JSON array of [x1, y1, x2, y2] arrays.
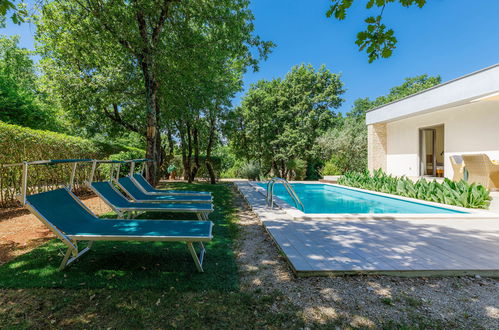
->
[[0, 35, 61, 131], [315, 117, 367, 174], [356, 16, 397, 63], [326, 0, 354, 20], [0, 121, 142, 206], [224, 64, 345, 179], [338, 169, 492, 209], [326, 0, 429, 62]]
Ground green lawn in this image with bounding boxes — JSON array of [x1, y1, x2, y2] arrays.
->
[[0, 182, 238, 291]]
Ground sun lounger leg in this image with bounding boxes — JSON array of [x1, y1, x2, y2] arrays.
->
[[59, 240, 93, 271], [187, 242, 205, 272], [59, 246, 74, 270], [196, 212, 209, 221]]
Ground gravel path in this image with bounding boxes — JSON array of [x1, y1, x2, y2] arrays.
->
[[232, 186, 499, 328]]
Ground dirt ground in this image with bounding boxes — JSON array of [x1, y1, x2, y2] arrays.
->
[[0, 195, 111, 265], [232, 187, 499, 328]]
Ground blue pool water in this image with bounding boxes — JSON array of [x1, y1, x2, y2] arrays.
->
[[257, 183, 467, 214]]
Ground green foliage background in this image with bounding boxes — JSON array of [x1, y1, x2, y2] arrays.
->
[[0, 121, 143, 207], [0, 35, 62, 131]]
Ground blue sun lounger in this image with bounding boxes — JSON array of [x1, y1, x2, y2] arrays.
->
[[89, 181, 213, 220], [131, 173, 212, 196], [25, 188, 213, 271], [116, 177, 213, 204]]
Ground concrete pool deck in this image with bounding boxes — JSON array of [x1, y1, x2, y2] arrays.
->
[[235, 181, 499, 277]]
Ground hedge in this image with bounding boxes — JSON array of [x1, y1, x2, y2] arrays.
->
[[0, 121, 144, 207]]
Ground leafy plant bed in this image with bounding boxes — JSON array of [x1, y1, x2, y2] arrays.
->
[[338, 170, 491, 209]]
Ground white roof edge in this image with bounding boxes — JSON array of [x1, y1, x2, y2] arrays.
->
[[366, 63, 499, 125]]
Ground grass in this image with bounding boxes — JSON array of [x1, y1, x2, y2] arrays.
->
[[0, 288, 304, 328], [0, 182, 238, 291]]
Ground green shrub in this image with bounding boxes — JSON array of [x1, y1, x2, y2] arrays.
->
[[98, 149, 146, 179], [286, 159, 307, 180], [220, 166, 239, 179], [320, 157, 342, 176], [338, 169, 491, 209], [237, 161, 261, 181], [220, 159, 245, 179], [0, 121, 143, 207]]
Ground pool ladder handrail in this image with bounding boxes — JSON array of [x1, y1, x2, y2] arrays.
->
[[266, 177, 304, 211]]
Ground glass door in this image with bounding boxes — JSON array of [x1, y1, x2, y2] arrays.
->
[[420, 128, 436, 176]]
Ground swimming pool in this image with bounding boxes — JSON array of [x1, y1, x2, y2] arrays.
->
[[257, 183, 467, 214]]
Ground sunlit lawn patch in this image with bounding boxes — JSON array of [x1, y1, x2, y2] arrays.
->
[[0, 182, 238, 291]]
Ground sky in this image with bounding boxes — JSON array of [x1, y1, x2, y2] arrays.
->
[[3, 0, 499, 113]]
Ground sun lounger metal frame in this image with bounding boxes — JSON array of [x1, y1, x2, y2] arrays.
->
[[7, 160, 212, 272], [115, 176, 213, 204], [89, 180, 212, 221], [125, 159, 212, 196], [23, 188, 212, 271]]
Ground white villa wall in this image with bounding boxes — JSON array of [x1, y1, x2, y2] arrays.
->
[[435, 125, 444, 164], [386, 100, 499, 178]]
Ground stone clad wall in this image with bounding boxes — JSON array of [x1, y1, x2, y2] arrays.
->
[[367, 123, 387, 173]]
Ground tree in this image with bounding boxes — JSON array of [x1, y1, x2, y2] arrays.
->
[[347, 74, 441, 118], [316, 74, 441, 174], [316, 117, 367, 173], [36, 0, 271, 183], [326, 0, 428, 62], [225, 64, 345, 179], [0, 35, 60, 130]]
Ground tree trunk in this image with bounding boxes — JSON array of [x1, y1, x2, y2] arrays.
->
[[185, 123, 193, 182], [205, 117, 217, 184], [178, 126, 191, 181], [189, 127, 201, 182], [140, 56, 161, 185], [280, 160, 286, 179]]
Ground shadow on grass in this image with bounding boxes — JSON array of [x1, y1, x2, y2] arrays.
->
[[0, 182, 239, 291]]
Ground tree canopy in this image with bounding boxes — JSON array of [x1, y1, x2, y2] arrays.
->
[[0, 35, 60, 130], [224, 64, 344, 179], [347, 74, 441, 118], [0, 0, 28, 25], [36, 0, 272, 183]]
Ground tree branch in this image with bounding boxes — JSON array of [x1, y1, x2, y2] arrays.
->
[[152, 0, 175, 45], [103, 103, 142, 134]]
